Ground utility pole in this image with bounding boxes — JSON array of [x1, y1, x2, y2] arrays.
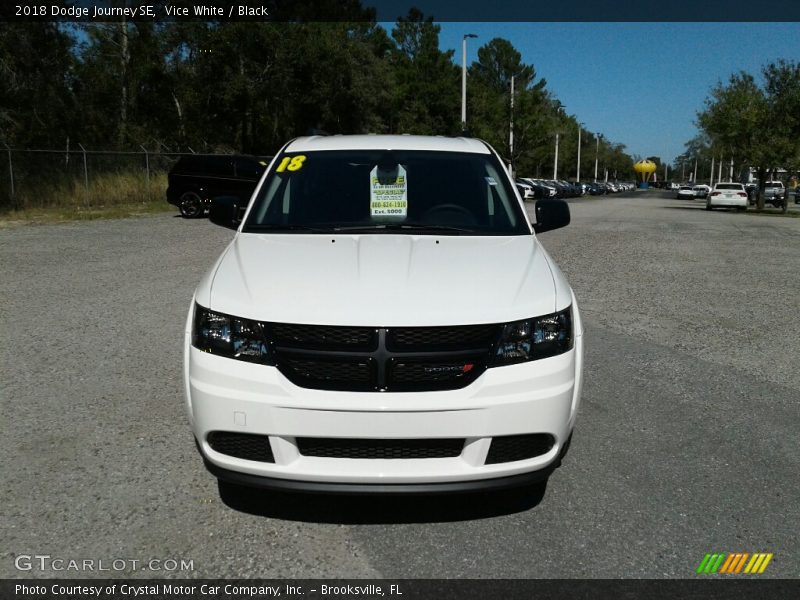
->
[[693, 159, 697, 182], [593, 134, 600, 182], [718, 156, 722, 183], [461, 34, 477, 130], [509, 75, 515, 175], [710, 156, 715, 186], [576, 124, 583, 182], [729, 158, 733, 182], [553, 133, 560, 180]]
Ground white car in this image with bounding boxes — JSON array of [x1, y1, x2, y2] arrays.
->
[[692, 184, 711, 199], [516, 181, 535, 201], [185, 134, 584, 494], [706, 182, 748, 211], [677, 185, 695, 199]]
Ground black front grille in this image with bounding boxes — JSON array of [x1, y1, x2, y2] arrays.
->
[[388, 325, 499, 351], [207, 431, 275, 463], [280, 357, 375, 392], [272, 323, 498, 392], [271, 323, 377, 351], [485, 434, 555, 464], [296, 438, 465, 459]]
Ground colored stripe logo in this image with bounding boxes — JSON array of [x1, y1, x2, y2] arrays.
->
[[696, 553, 773, 574]]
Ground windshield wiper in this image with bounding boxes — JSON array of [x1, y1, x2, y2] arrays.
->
[[332, 223, 477, 234]]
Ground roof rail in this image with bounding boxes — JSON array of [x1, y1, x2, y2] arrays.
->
[[305, 128, 330, 136]]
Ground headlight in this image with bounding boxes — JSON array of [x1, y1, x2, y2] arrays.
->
[[192, 304, 274, 365], [491, 306, 573, 366]]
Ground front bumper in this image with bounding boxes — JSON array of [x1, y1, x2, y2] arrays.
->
[[184, 316, 583, 489]]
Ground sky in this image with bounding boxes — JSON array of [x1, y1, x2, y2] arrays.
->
[[427, 23, 800, 164]]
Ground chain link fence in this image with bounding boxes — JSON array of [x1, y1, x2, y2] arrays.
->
[[0, 145, 244, 212]]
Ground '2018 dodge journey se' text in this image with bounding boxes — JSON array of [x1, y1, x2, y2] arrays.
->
[[185, 134, 583, 495]]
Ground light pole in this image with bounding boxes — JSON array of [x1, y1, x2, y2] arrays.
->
[[710, 155, 715, 186], [576, 123, 583, 182], [461, 33, 477, 130], [593, 133, 600, 182], [553, 133, 560, 180], [509, 74, 515, 174]]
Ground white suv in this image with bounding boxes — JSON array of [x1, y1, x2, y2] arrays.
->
[[185, 135, 583, 494]]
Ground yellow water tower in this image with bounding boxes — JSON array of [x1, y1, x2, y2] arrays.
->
[[633, 160, 657, 189]]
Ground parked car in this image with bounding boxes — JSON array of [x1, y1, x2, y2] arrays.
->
[[186, 134, 583, 495], [763, 181, 785, 208], [692, 184, 711, 199], [522, 178, 556, 198], [706, 182, 748, 211], [516, 180, 536, 201], [166, 154, 267, 218], [677, 185, 695, 199]]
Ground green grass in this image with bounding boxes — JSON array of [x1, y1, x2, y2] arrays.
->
[[0, 171, 176, 225], [742, 207, 800, 218], [0, 200, 174, 227]]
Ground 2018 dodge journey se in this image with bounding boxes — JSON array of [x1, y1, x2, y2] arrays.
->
[[185, 134, 584, 495]]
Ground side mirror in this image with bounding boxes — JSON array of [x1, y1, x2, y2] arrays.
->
[[209, 196, 244, 230], [533, 199, 570, 234]]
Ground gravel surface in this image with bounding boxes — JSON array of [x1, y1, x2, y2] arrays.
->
[[2, 192, 798, 579]]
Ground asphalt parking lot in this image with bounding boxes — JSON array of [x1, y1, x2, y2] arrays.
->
[[2, 190, 798, 579]]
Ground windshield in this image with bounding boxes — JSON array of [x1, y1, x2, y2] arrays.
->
[[243, 150, 530, 235], [716, 183, 743, 190]]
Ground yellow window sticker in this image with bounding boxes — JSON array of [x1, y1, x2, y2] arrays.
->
[[275, 155, 307, 173], [370, 165, 408, 218]]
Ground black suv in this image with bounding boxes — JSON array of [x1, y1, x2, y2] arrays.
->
[[166, 155, 267, 218]]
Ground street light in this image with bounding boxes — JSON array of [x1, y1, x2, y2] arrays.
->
[[576, 123, 584, 182], [553, 132, 560, 180], [550, 102, 565, 180], [461, 33, 477, 130], [508, 70, 526, 176], [594, 133, 601, 182]]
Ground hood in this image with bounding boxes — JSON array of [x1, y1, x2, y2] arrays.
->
[[204, 233, 558, 326]]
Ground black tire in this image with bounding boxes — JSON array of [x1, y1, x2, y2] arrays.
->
[[179, 191, 204, 218], [705, 204, 712, 211]]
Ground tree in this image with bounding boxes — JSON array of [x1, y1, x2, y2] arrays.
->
[[467, 38, 550, 174], [697, 62, 800, 210], [388, 9, 460, 135], [0, 23, 77, 147]]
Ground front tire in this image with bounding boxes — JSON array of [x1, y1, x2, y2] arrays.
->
[[179, 191, 204, 218]]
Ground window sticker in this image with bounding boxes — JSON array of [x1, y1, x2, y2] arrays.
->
[[370, 164, 408, 218], [485, 176, 498, 186], [275, 155, 307, 173]]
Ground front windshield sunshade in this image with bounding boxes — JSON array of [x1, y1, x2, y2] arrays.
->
[[243, 150, 530, 235]]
